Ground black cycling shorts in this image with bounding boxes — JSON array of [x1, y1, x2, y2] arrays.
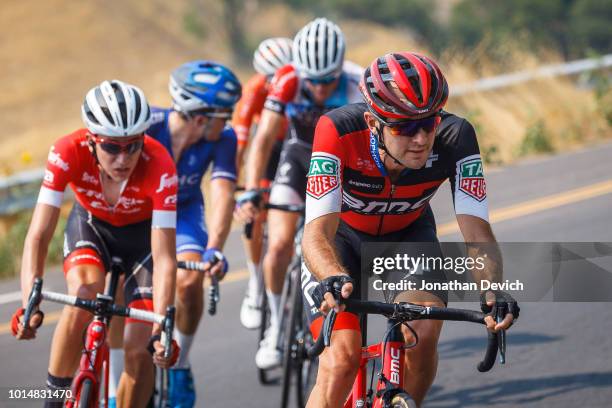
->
[[301, 205, 449, 330], [269, 139, 311, 205], [63, 202, 154, 316]]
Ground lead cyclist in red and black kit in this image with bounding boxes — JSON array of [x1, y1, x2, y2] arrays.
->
[[301, 52, 520, 407], [12, 80, 180, 407], [235, 18, 363, 369]]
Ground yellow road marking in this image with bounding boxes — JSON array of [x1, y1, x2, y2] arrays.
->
[[3, 179, 612, 336], [437, 179, 612, 236]]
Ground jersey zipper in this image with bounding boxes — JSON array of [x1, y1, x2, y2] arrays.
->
[[376, 182, 395, 236]]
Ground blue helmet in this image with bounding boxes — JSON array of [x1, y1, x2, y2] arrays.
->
[[169, 60, 242, 113]]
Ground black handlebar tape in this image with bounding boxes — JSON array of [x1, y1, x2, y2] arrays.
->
[[23, 278, 43, 330], [477, 330, 499, 372]]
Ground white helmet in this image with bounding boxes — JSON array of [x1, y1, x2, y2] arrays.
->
[[253, 37, 293, 77], [293, 18, 345, 79], [81, 80, 151, 137]]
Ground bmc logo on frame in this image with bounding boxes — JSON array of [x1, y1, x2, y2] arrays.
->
[[458, 156, 486, 201], [306, 153, 340, 199]]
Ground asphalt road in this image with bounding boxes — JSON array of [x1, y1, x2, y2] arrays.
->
[[1, 141, 612, 407]]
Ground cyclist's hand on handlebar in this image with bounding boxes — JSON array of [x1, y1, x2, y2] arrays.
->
[[233, 190, 261, 224], [312, 275, 354, 315], [203, 248, 228, 280], [480, 290, 520, 332], [149, 336, 181, 369], [11, 307, 44, 340]]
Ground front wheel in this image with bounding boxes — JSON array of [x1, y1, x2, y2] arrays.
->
[[390, 392, 417, 408], [76, 378, 94, 408]]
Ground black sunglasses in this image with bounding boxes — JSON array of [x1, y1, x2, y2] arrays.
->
[[376, 113, 440, 137], [93, 136, 144, 155]]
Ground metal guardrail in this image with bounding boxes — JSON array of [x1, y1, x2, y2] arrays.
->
[[453, 54, 612, 95], [0, 54, 610, 215]]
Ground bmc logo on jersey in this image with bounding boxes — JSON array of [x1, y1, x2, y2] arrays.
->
[[458, 156, 486, 201], [307, 153, 340, 199]]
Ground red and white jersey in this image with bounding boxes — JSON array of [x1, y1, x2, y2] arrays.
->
[[38, 129, 177, 228], [232, 73, 287, 147], [264, 61, 363, 145]]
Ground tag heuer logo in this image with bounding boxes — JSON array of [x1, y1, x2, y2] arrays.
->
[[307, 154, 340, 199], [458, 157, 486, 201]]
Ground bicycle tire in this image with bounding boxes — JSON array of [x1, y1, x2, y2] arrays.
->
[[77, 378, 94, 408], [390, 392, 418, 408], [280, 267, 301, 407]]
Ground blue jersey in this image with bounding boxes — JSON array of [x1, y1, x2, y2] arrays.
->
[[147, 107, 237, 255], [147, 107, 237, 205]]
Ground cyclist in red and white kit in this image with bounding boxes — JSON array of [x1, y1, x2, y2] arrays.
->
[[232, 37, 293, 330], [12, 80, 180, 408], [301, 52, 520, 407], [235, 18, 363, 369]]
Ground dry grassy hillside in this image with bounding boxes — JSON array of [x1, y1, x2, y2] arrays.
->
[[0, 0, 609, 174]]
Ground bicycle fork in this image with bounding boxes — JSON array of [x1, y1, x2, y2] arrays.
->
[[66, 319, 109, 408]]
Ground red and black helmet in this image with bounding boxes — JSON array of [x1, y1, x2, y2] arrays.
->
[[360, 52, 449, 120]]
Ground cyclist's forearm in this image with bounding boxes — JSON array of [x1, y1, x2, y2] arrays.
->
[[468, 242, 503, 285], [151, 228, 177, 332], [152, 257, 176, 333], [245, 112, 281, 189], [20, 235, 50, 307], [206, 179, 235, 250], [20, 204, 60, 306], [303, 217, 347, 281], [457, 215, 503, 285]]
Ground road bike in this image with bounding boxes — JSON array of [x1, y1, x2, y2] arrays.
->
[[23, 261, 176, 408], [303, 297, 507, 407]]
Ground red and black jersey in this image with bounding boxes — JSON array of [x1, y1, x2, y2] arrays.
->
[[305, 103, 489, 235], [38, 129, 177, 228]]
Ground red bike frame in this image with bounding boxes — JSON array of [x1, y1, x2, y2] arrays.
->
[[66, 319, 110, 408], [345, 338, 405, 408]]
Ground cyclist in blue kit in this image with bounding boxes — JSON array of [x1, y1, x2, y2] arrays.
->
[[147, 60, 241, 407]]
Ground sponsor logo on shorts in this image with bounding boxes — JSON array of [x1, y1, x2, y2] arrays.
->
[[132, 286, 153, 297], [457, 156, 486, 201], [75, 240, 99, 251], [44, 170, 54, 183], [306, 153, 340, 199], [68, 253, 101, 264]]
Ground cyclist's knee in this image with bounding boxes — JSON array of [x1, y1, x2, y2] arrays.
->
[[176, 272, 203, 302], [402, 320, 442, 364], [266, 236, 293, 260], [318, 331, 361, 379], [123, 330, 153, 375]]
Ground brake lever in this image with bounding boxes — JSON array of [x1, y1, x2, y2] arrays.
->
[[323, 309, 337, 347], [495, 302, 507, 364]]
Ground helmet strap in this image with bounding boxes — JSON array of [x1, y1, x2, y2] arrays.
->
[[87, 137, 101, 166], [375, 124, 406, 168]]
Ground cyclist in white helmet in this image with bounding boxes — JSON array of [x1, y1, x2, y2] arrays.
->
[[233, 37, 294, 330], [13, 80, 180, 407], [235, 18, 363, 369]]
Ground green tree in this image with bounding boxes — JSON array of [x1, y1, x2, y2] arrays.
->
[[569, 0, 612, 56]]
